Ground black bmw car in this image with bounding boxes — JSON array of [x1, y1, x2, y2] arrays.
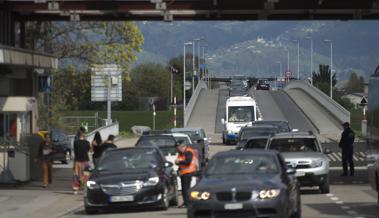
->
[[84, 147, 178, 214], [188, 150, 301, 218]]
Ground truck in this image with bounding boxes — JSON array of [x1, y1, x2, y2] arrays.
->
[[221, 96, 257, 145], [367, 65, 379, 202]]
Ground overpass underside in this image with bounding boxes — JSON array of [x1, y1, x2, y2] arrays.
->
[[2, 0, 379, 21]]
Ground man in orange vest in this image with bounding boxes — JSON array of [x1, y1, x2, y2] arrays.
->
[[175, 141, 198, 208]]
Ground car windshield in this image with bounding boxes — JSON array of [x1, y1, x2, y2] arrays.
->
[[206, 154, 279, 176], [175, 131, 201, 142], [97, 149, 159, 171], [174, 136, 191, 144], [159, 147, 177, 156], [240, 128, 277, 140], [244, 139, 268, 149], [136, 137, 176, 147], [228, 106, 254, 122], [269, 138, 319, 152]]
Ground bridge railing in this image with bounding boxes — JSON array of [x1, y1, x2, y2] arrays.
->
[[184, 81, 208, 127], [284, 80, 350, 125]]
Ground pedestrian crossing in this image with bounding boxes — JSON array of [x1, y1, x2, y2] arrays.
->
[[327, 152, 366, 162]]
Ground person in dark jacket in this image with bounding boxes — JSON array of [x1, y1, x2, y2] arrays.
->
[[72, 128, 91, 194], [339, 122, 355, 176], [91, 131, 103, 167], [37, 133, 54, 188]]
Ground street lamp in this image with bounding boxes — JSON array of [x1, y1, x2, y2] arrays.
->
[[183, 41, 193, 126], [193, 38, 200, 93], [324, 39, 333, 99], [305, 36, 313, 85], [285, 48, 290, 72], [292, 39, 300, 80], [276, 61, 282, 89]]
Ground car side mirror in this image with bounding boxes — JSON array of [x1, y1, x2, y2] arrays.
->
[[291, 129, 299, 132], [324, 148, 332, 154], [286, 167, 296, 175], [164, 161, 173, 168]]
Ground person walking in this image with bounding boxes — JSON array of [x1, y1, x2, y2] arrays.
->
[[91, 131, 103, 167], [37, 133, 54, 188], [175, 141, 199, 208], [339, 122, 355, 176], [101, 135, 117, 151], [72, 128, 91, 194]]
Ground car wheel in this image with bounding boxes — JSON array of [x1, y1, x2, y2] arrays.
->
[[319, 176, 330, 194], [290, 192, 301, 218], [169, 181, 179, 206], [159, 186, 169, 210]]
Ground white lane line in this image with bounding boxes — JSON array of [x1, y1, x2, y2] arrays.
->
[[335, 201, 344, 204], [332, 152, 341, 161], [330, 166, 368, 170], [359, 152, 366, 156], [337, 152, 342, 161], [353, 155, 359, 161], [359, 156, 365, 161], [347, 210, 358, 215], [331, 197, 339, 201], [326, 193, 334, 197], [328, 154, 336, 162]]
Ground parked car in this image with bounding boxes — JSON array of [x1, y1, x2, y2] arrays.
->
[[236, 125, 279, 148], [266, 132, 331, 193], [252, 120, 293, 133], [171, 128, 210, 166], [236, 135, 270, 150], [84, 147, 178, 214], [188, 150, 301, 218], [47, 129, 72, 164]]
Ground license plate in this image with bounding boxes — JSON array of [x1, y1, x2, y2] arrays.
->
[[109, 195, 134, 202], [224, 203, 243, 210], [295, 171, 306, 177]]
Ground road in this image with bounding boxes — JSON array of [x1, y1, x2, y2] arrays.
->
[[60, 88, 378, 218]]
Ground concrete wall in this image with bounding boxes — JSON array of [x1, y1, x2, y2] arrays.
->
[[184, 81, 207, 127], [285, 81, 350, 125]]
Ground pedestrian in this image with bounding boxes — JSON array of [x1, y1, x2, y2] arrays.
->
[[339, 122, 355, 176], [72, 128, 91, 194], [37, 133, 54, 188], [100, 134, 117, 152], [91, 131, 103, 167], [175, 141, 199, 208]]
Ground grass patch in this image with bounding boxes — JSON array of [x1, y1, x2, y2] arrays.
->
[[350, 108, 364, 135], [63, 110, 183, 133]]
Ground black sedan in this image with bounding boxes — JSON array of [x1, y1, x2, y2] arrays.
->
[[236, 136, 270, 150], [84, 147, 178, 214], [236, 125, 280, 148], [188, 150, 301, 218]]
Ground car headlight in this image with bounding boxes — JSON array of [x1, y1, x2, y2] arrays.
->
[[310, 159, 323, 168], [257, 189, 281, 199], [86, 180, 99, 190], [143, 176, 159, 187], [190, 191, 211, 200]]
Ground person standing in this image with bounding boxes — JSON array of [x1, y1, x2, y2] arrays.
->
[[339, 122, 355, 176], [175, 141, 199, 208], [72, 128, 91, 194], [91, 131, 103, 167], [37, 133, 54, 188], [101, 134, 117, 151]]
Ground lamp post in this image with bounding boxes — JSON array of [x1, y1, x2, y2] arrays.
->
[[193, 38, 200, 93], [292, 39, 300, 80], [183, 42, 193, 127], [305, 36, 313, 85], [324, 39, 333, 99], [286, 49, 290, 72], [276, 61, 282, 89]]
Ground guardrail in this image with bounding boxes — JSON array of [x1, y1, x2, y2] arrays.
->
[[184, 81, 208, 127], [284, 80, 350, 125]]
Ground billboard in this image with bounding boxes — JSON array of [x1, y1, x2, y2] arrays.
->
[[91, 64, 122, 102]]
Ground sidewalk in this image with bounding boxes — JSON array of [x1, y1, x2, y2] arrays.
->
[[0, 167, 82, 218]]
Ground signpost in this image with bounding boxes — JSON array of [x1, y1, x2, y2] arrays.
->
[[91, 64, 122, 125]]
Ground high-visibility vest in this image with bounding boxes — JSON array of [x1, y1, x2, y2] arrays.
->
[[178, 147, 199, 176]]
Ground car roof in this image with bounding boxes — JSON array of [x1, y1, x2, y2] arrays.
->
[[139, 134, 175, 139], [252, 120, 289, 124], [241, 125, 278, 130], [246, 136, 271, 140], [214, 149, 280, 158], [163, 133, 190, 138], [171, 127, 203, 132], [270, 132, 317, 139]]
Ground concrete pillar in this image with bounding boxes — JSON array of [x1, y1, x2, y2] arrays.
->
[[361, 120, 367, 137]]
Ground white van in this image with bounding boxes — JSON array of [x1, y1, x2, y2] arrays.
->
[[221, 96, 257, 145]]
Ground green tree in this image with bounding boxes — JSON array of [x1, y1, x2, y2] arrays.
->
[[345, 72, 363, 93], [312, 64, 337, 96]]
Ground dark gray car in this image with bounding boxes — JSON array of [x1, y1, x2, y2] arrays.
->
[[188, 150, 301, 218]]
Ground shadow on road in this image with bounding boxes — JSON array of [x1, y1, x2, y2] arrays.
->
[[306, 202, 379, 218]]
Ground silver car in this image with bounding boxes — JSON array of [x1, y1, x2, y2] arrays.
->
[[266, 132, 331, 194]]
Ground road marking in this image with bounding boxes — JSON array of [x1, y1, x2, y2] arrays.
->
[[329, 166, 367, 170], [336, 201, 344, 204], [328, 154, 336, 162], [353, 155, 359, 161], [359, 152, 366, 156], [341, 206, 351, 210], [347, 210, 358, 215], [331, 197, 339, 201], [326, 193, 334, 197]]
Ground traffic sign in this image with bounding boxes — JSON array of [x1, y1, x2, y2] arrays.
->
[[360, 96, 368, 105], [285, 71, 292, 78], [185, 81, 192, 90]]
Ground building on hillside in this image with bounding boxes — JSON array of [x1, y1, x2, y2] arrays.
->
[[342, 92, 368, 109]]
